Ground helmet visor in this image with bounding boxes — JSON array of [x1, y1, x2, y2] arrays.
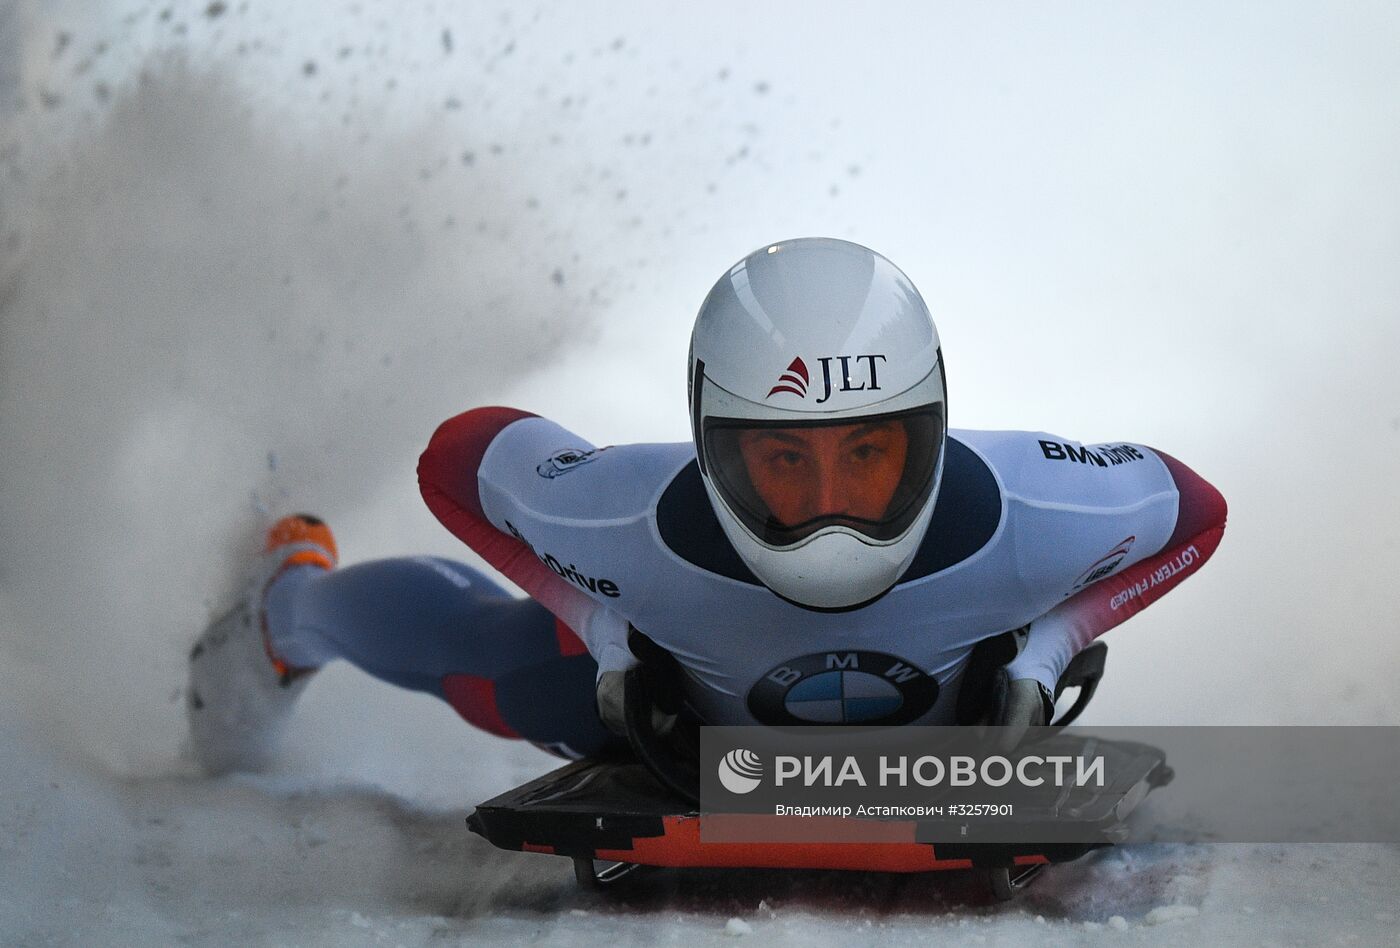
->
[[702, 405, 944, 547]]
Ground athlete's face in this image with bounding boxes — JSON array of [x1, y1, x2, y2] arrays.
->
[[737, 420, 909, 528]]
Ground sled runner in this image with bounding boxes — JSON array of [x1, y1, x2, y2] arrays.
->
[[467, 642, 1174, 901]]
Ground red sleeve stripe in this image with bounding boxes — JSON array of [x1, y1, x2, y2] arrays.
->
[[1037, 522, 1226, 664], [555, 618, 590, 658], [417, 406, 599, 632], [1151, 448, 1228, 550], [417, 407, 538, 518], [1024, 454, 1227, 662]]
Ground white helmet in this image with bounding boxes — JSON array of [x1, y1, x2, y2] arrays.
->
[[688, 238, 947, 610]]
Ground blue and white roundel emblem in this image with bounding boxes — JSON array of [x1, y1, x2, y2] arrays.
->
[[747, 650, 940, 726], [784, 670, 903, 722]]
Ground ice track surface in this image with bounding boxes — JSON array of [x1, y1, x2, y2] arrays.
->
[[4, 708, 1398, 947]]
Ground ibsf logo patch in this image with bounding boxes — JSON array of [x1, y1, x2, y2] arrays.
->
[[747, 650, 939, 726], [536, 447, 602, 479], [1071, 536, 1136, 591]]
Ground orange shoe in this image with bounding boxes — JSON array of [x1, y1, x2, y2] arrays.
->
[[264, 513, 339, 573], [260, 514, 337, 683], [186, 513, 337, 775]]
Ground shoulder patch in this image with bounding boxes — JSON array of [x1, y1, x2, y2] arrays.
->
[[535, 446, 605, 479]]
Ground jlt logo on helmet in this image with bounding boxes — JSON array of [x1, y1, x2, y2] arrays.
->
[[766, 355, 888, 403]]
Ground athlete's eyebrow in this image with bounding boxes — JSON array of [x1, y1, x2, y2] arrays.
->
[[840, 421, 898, 443], [748, 429, 806, 446]]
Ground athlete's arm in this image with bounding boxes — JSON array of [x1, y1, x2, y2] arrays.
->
[[1005, 449, 1228, 692], [416, 407, 636, 676]]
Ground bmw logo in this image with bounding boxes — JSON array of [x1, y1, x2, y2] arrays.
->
[[747, 650, 940, 726]]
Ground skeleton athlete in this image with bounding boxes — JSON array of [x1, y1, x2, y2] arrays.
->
[[187, 238, 1227, 771]]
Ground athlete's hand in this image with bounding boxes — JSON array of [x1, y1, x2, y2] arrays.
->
[[595, 669, 676, 738], [595, 669, 629, 736], [988, 669, 1054, 752]]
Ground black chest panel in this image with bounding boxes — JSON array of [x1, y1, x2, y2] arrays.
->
[[655, 437, 1002, 587]]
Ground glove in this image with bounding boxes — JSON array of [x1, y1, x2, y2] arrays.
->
[[595, 669, 629, 737], [595, 668, 676, 739], [988, 668, 1054, 753]]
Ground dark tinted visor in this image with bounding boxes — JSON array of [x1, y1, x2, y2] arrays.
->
[[702, 405, 944, 547]]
